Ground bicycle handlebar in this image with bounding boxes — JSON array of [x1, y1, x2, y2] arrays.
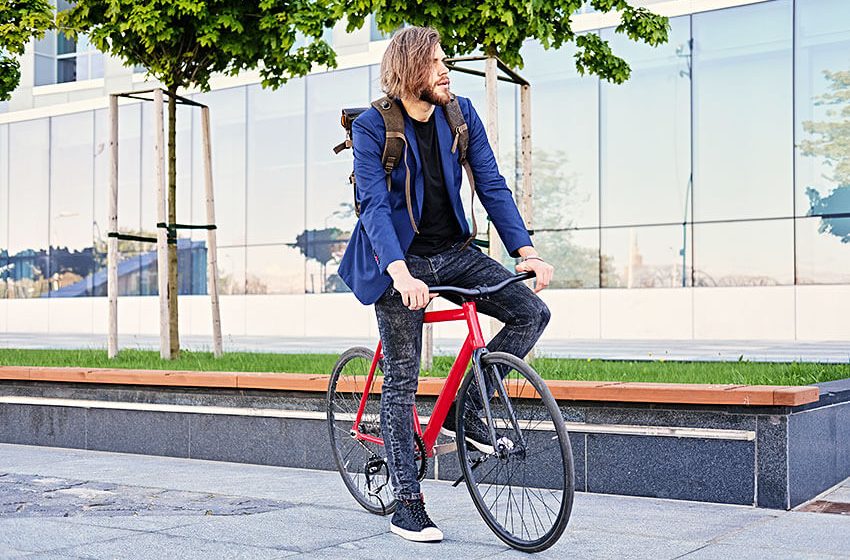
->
[[428, 271, 536, 298]]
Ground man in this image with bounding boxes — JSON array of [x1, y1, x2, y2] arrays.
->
[[338, 26, 554, 543]]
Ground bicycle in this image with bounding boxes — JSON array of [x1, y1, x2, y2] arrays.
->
[[326, 272, 575, 552]]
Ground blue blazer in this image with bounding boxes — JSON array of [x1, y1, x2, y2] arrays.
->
[[338, 96, 532, 305]]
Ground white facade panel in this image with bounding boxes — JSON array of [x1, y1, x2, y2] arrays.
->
[[693, 286, 796, 340], [601, 288, 693, 340], [795, 286, 850, 341]]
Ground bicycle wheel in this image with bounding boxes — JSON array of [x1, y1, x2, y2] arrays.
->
[[456, 351, 575, 552], [327, 346, 397, 515]]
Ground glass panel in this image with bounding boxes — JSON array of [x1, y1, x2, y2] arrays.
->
[[246, 245, 306, 294], [534, 229, 599, 288], [8, 119, 50, 298], [693, 0, 793, 221], [600, 18, 691, 227], [246, 80, 305, 245], [0, 125, 8, 299], [34, 54, 55, 86], [693, 219, 794, 286], [601, 225, 692, 288], [33, 30, 55, 57], [796, 216, 850, 284], [305, 67, 369, 293], [522, 39, 599, 229], [50, 112, 95, 297], [217, 246, 246, 295], [192, 87, 246, 246], [369, 64, 382, 100], [57, 31, 76, 55], [795, 0, 850, 217], [57, 57, 77, 83]]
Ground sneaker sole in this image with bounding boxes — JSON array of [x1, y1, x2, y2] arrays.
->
[[390, 523, 444, 543], [440, 427, 494, 455]]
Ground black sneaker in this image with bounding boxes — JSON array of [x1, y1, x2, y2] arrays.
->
[[440, 402, 495, 454], [390, 497, 443, 542]]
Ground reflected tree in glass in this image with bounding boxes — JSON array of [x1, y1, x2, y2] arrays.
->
[[801, 69, 850, 243], [294, 228, 351, 293], [533, 150, 607, 288]]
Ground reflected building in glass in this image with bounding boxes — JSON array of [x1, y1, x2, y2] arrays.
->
[[1, 0, 849, 341]]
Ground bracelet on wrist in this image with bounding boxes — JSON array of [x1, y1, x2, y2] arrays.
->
[[521, 255, 544, 263]]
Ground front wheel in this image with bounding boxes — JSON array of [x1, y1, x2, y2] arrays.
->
[[456, 351, 575, 552]]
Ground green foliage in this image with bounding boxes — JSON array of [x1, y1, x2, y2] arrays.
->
[[0, 0, 54, 100], [801, 70, 850, 186], [337, 0, 668, 81], [59, 0, 339, 92]]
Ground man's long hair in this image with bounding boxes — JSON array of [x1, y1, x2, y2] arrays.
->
[[380, 27, 440, 100]]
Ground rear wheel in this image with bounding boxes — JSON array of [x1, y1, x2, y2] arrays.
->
[[326, 347, 426, 515], [456, 351, 575, 552]]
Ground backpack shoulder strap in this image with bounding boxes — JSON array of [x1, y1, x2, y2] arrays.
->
[[442, 96, 477, 248], [371, 96, 418, 234], [443, 95, 469, 163]]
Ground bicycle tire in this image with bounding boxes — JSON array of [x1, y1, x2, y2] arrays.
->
[[456, 351, 575, 552], [327, 346, 398, 515]]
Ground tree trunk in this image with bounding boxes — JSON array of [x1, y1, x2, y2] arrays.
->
[[167, 87, 180, 358]]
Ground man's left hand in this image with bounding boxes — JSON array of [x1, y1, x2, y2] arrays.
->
[[515, 257, 554, 293]]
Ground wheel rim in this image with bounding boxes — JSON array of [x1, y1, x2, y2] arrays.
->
[[458, 353, 574, 550], [328, 348, 396, 514]]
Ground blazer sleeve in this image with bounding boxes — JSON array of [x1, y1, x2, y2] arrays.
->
[[352, 114, 406, 273], [462, 97, 533, 257]]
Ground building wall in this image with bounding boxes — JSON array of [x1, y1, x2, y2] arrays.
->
[[2, 0, 850, 341]]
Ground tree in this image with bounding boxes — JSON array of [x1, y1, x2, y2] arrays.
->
[[801, 70, 850, 243], [338, 0, 668, 82], [294, 228, 349, 292], [60, 0, 338, 357], [0, 0, 54, 101]]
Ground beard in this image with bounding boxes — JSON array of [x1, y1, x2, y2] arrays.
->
[[419, 84, 451, 106]]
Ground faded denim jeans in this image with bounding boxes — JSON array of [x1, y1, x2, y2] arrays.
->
[[374, 242, 551, 500]]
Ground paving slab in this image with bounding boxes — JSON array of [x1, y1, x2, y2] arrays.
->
[[0, 444, 848, 560]]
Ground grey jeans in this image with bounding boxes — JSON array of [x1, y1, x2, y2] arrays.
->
[[374, 242, 551, 500]]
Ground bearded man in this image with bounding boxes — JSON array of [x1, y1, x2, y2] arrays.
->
[[338, 26, 554, 543]]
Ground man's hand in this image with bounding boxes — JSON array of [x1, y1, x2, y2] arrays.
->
[[515, 249, 554, 293], [387, 260, 436, 310]]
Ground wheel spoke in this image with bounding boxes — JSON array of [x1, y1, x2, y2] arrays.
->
[[455, 352, 574, 551]]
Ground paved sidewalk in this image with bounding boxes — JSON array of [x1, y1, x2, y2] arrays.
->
[[2, 333, 849, 362], [1, 445, 849, 559]]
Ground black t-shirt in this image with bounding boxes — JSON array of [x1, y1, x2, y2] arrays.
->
[[406, 113, 463, 257]]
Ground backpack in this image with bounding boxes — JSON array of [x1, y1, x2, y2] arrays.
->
[[333, 95, 478, 248]]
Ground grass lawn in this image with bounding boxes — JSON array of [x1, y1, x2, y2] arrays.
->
[[0, 348, 848, 386]]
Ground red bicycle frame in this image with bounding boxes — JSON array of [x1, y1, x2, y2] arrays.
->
[[350, 301, 486, 458]]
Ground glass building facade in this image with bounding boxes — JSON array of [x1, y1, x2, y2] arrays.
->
[[1, 0, 849, 305]]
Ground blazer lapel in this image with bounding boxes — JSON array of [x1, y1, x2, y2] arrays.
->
[[402, 114, 424, 220]]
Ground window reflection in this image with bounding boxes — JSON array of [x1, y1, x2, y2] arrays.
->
[[0, 125, 8, 299], [49, 112, 95, 297], [602, 225, 692, 288], [246, 80, 306, 245], [795, 0, 850, 217], [600, 18, 691, 227], [246, 245, 306, 294], [7, 120, 50, 299], [217, 246, 246, 295], [305, 68, 369, 292], [193, 87, 247, 247], [694, 220, 794, 286], [534, 229, 599, 288], [522, 40, 599, 229], [796, 216, 850, 284], [693, 0, 793, 221]]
